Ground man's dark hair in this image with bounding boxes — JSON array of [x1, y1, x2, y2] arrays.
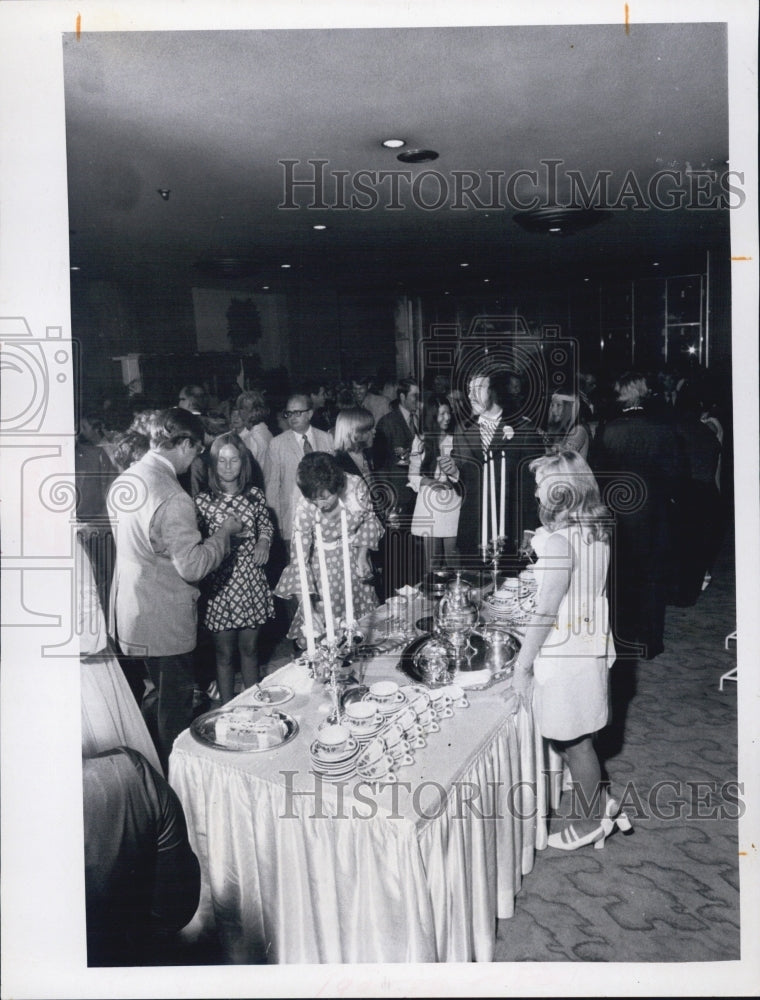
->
[[397, 377, 418, 400]]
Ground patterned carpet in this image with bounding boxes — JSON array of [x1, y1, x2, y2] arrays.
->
[[494, 523, 739, 962]]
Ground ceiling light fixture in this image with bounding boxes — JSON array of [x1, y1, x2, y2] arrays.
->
[[396, 148, 439, 164], [382, 138, 406, 149], [280, 263, 291, 268], [313, 224, 327, 231], [460, 262, 469, 268], [193, 255, 261, 278], [157, 189, 171, 201], [513, 206, 612, 236]]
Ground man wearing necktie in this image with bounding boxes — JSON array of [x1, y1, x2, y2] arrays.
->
[[444, 370, 544, 559], [263, 393, 333, 554]]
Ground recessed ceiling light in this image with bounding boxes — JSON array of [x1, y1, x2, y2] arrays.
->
[[262, 285, 270, 290], [548, 226, 562, 233], [483, 278, 490, 283], [313, 224, 327, 231], [652, 261, 660, 267], [583, 277, 590, 282], [280, 263, 291, 268], [460, 263, 469, 268], [396, 148, 439, 164], [70, 266, 80, 271], [382, 138, 406, 149]]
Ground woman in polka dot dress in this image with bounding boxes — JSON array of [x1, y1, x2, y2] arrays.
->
[[195, 433, 275, 703], [275, 452, 383, 646]]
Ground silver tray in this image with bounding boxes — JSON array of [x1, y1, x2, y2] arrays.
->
[[396, 631, 520, 691], [190, 706, 299, 752]]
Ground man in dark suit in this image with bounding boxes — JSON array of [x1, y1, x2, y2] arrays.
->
[[373, 377, 421, 514], [444, 370, 544, 560], [592, 371, 680, 660]]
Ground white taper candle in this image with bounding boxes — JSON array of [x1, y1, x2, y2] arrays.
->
[[293, 528, 316, 658], [481, 456, 489, 552], [314, 519, 336, 644], [489, 454, 498, 545], [340, 505, 354, 628], [499, 450, 506, 540]]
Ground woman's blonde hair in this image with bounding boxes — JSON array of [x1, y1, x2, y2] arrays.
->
[[529, 449, 610, 541], [333, 407, 374, 452]]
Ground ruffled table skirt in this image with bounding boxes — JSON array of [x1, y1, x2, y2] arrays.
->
[[170, 655, 557, 964]]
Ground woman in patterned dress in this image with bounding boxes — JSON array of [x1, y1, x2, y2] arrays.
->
[[274, 452, 383, 647], [195, 433, 275, 703]]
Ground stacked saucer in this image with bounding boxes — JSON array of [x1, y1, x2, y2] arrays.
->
[[309, 724, 360, 781]]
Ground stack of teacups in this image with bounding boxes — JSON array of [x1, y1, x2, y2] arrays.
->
[[413, 699, 440, 735], [355, 736, 396, 783], [380, 720, 415, 767], [343, 701, 384, 745], [309, 724, 360, 780], [390, 703, 427, 750], [364, 680, 407, 716], [428, 688, 455, 719], [437, 682, 469, 709]]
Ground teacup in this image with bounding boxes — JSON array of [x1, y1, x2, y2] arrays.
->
[[440, 682, 469, 709], [369, 680, 401, 703], [316, 723, 351, 754], [393, 705, 419, 734], [417, 707, 441, 731], [356, 754, 395, 780], [384, 734, 411, 759], [428, 689, 454, 718], [382, 721, 408, 748], [404, 689, 431, 715], [409, 732, 427, 750], [357, 737, 389, 768], [344, 702, 382, 729], [357, 769, 398, 785]]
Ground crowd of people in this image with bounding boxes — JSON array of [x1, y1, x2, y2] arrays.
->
[[77, 362, 729, 746], [76, 358, 730, 960]]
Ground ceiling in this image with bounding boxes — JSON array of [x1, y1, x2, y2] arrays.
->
[[62, 22, 730, 295]]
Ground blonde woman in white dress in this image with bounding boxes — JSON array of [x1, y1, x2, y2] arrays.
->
[[510, 450, 633, 850]]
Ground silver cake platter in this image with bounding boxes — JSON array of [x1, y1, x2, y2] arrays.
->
[[191, 706, 299, 752]]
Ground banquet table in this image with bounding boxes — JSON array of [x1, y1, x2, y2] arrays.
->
[[170, 594, 557, 964]]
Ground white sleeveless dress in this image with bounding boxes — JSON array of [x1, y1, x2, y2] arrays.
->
[[531, 524, 613, 741]]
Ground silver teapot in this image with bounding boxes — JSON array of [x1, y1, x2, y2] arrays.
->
[[470, 624, 521, 676], [437, 572, 479, 633]]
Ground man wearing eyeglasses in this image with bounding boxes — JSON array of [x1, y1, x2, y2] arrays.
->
[[107, 408, 243, 771], [263, 393, 334, 553]]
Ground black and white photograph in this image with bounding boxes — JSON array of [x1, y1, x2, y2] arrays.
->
[[1, 1, 758, 997]]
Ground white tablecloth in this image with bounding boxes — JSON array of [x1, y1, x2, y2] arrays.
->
[[170, 604, 556, 963]]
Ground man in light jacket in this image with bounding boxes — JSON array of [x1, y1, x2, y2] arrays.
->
[[263, 393, 334, 553], [108, 408, 242, 770]]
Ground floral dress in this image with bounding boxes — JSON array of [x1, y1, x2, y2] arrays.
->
[[275, 473, 383, 643], [194, 488, 275, 631]]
